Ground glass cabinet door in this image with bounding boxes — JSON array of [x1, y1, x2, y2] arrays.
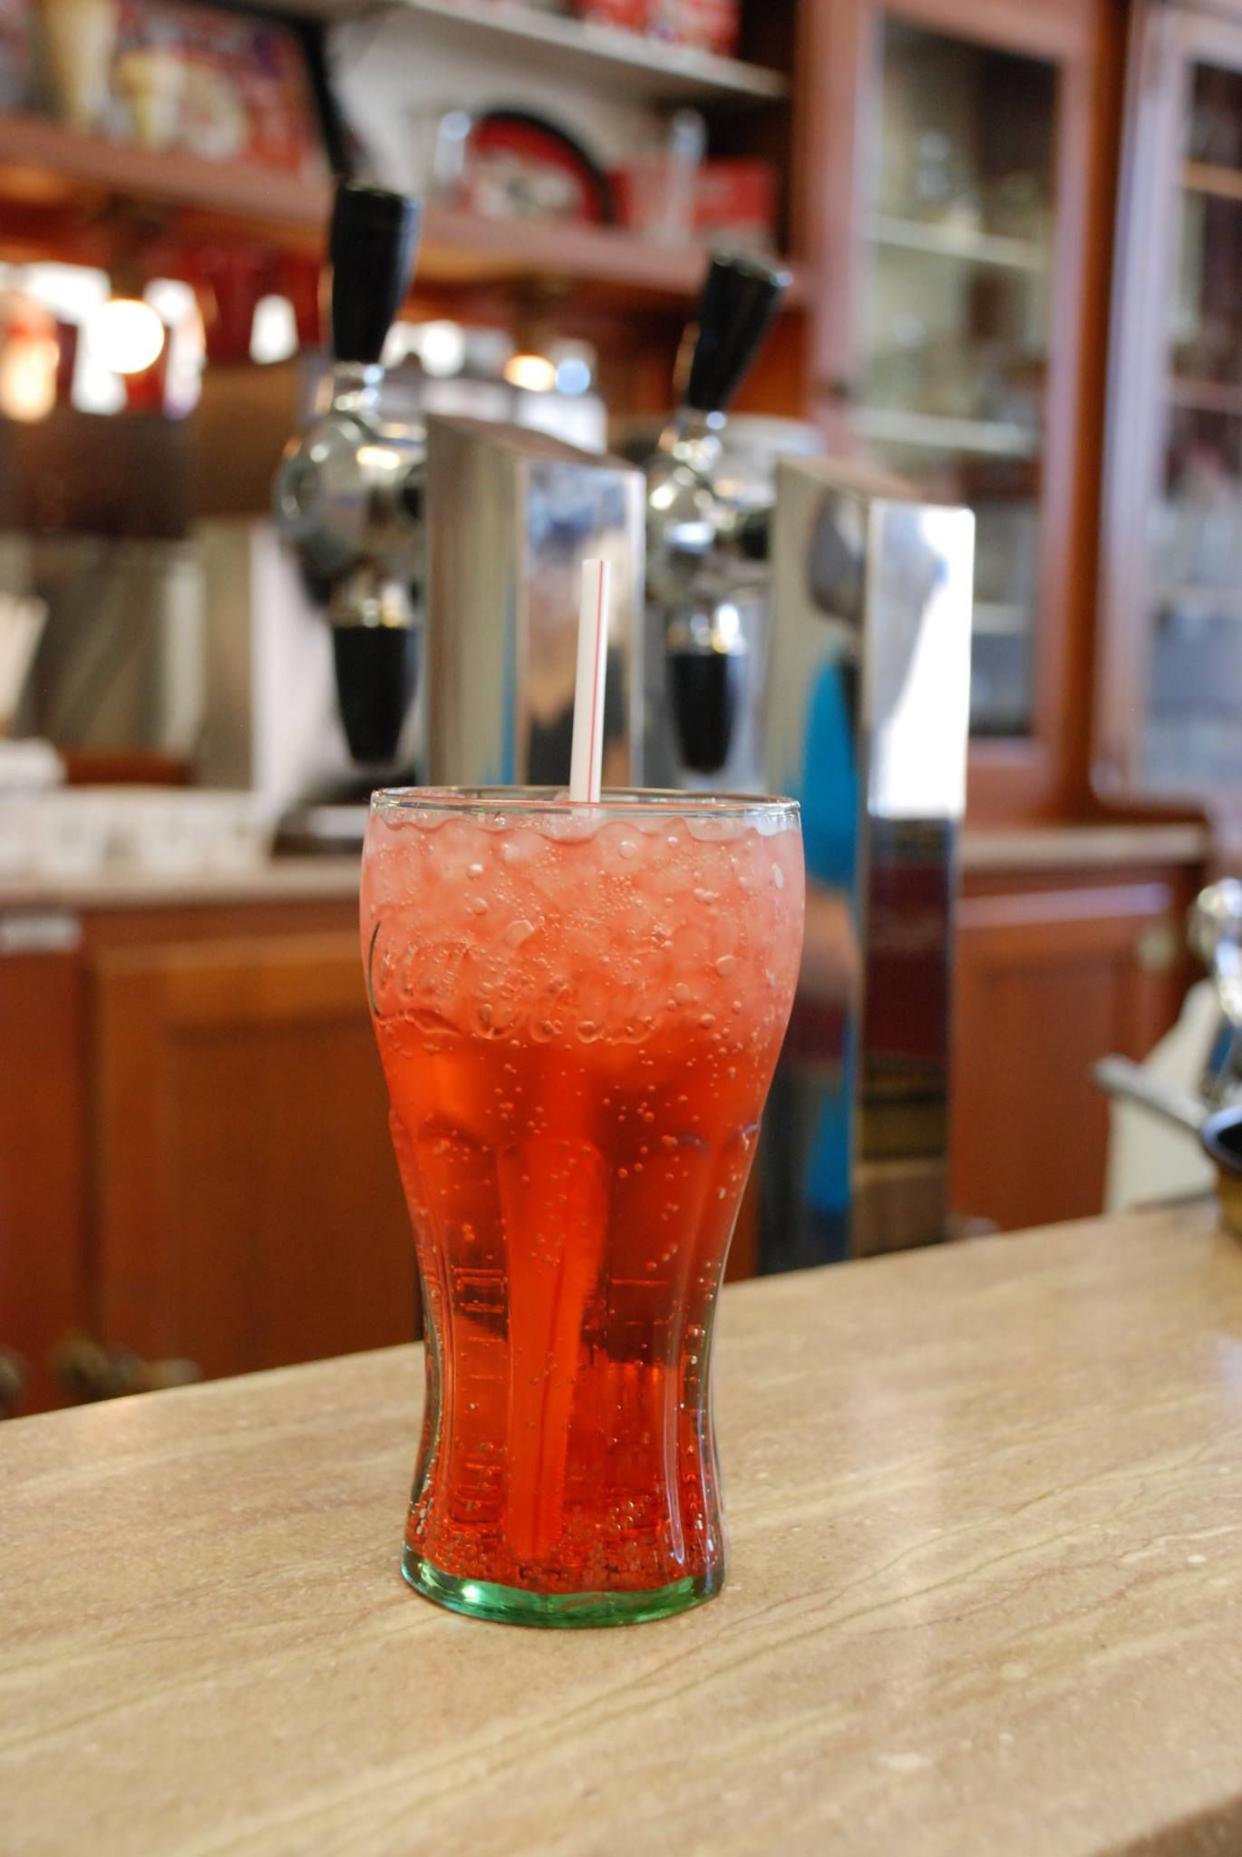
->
[[1147, 55, 1242, 792], [1099, 5, 1242, 802], [855, 18, 1057, 738]]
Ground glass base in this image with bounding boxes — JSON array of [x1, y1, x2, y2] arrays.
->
[[401, 1546, 722, 1628]]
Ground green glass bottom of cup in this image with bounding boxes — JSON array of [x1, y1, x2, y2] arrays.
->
[[401, 1545, 722, 1628]]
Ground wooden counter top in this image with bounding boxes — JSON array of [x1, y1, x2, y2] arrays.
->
[[5, 1205, 1242, 1855]]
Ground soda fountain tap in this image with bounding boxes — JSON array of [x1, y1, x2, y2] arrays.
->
[[274, 182, 423, 765], [644, 250, 789, 776]]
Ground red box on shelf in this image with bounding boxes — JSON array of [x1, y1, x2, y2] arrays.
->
[[692, 159, 776, 243], [572, 0, 739, 57], [572, 0, 647, 29], [648, 0, 739, 57], [612, 157, 777, 250]]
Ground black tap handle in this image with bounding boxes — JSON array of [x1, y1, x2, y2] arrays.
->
[[683, 251, 790, 415], [329, 183, 422, 367]]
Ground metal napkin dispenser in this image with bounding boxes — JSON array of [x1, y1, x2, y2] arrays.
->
[[761, 456, 974, 1267], [423, 415, 644, 787]]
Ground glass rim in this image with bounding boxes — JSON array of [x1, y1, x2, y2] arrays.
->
[[369, 786, 800, 821]]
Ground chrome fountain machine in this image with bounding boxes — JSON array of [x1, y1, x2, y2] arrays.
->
[[274, 181, 644, 789], [640, 250, 789, 787], [643, 276, 976, 1268], [762, 460, 974, 1267], [279, 184, 976, 1268]]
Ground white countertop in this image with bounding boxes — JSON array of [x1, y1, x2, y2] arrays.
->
[[0, 823, 1209, 916], [0, 855, 362, 914]]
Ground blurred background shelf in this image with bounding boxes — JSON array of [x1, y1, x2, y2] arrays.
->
[[0, 113, 329, 239], [869, 214, 1047, 271], [854, 406, 1041, 457], [973, 602, 1031, 635], [297, 0, 790, 104], [1182, 159, 1242, 202], [0, 115, 808, 309], [1168, 375, 1242, 416], [418, 206, 808, 305], [1157, 585, 1242, 620]]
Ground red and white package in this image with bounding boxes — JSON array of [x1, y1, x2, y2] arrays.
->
[[647, 0, 739, 57], [571, 0, 647, 30], [692, 160, 777, 246], [612, 158, 777, 250]]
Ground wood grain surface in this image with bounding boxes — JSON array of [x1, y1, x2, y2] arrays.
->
[[4, 1205, 1242, 1856]]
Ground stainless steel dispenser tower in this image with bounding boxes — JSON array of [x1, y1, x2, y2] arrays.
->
[[642, 251, 789, 788], [275, 181, 645, 790], [274, 184, 425, 770], [423, 417, 643, 788], [761, 457, 974, 1267]]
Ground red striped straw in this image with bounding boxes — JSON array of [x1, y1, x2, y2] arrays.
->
[[569, 556, 611, 804]]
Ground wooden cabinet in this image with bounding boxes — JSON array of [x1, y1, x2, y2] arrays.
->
[[1097, 0, 1242, 811], [94, 931, 414, 1387], [0, 934, 88, 1415], [796, 0, 1119, 819], [950, 846, 1202, 1231], [1, 892, 414, 1415]]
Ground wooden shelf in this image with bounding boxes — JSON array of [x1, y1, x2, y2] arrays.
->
[[855, 406, 1040, 458], [0, 115, 809, 311], [869, 214, 1047, 273], [0, 113, 329, 231], [1156, 584, 1242, 621], [973, 601, 1030, 636], [1183, 160, 1242, 204], [419, 207, 808, 304], [1169, 375, 1242, 418], [296, 0, 789, 104]]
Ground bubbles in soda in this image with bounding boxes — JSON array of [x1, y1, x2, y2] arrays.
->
[[363, 802, 803, 1595]]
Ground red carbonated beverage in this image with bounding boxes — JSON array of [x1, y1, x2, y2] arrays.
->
[[362, 788, 803, 1625]]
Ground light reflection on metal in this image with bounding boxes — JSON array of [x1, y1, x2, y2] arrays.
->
[[762, 456, 974, 1266], [423, 415, 644, 788]]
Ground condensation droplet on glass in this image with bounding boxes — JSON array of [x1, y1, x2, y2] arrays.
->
[[771, 863, 785, 889], [466, 895, 488, 915], [715, 954, 737, 977]]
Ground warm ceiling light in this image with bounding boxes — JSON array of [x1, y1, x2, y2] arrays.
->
[[0, 334, 59, 422], [504, 352, 557, 393], [418, 320, 466, 378], [92, 296, 165, 375], [250, 294, 297, 365]]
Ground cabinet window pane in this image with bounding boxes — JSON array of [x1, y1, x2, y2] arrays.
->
[[858, 20, 1056, 739]]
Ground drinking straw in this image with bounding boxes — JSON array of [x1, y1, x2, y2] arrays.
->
[[504, 557, 613, 1567], [569, 557, 611, 804]]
